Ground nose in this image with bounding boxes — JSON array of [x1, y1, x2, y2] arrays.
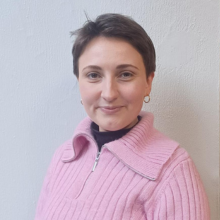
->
[[101, 78, 119, 102]]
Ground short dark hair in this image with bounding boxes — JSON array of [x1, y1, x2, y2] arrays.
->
[[71, 13, 156, 78]]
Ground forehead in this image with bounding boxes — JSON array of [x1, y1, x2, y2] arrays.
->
[[78, 37, 144, 70]]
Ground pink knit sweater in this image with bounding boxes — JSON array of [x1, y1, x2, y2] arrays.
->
[[35, 111, 210, 220]]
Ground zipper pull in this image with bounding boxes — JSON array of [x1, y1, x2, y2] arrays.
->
[[92, 152, 101, 172]]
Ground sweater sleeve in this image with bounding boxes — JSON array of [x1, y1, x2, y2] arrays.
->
[[152, 159, 210, 220]]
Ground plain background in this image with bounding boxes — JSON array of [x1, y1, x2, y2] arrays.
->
[[0, 0, 219, 219]]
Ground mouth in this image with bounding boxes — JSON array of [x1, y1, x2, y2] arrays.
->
[[99, 106, 123, 114]]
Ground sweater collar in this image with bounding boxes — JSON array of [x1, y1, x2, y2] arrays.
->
[[61, 111, 179, 180]]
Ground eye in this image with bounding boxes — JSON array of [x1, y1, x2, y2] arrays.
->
[[120, 72, 133, 79], [87, 72, 101, 79]]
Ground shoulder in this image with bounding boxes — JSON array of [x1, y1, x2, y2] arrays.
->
[[150, 147, 210, 219], [158, 146, 201, 188], [165, 146, 193, 172]]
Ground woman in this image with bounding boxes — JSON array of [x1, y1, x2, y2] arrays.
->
[[35, 14, 210, 220]]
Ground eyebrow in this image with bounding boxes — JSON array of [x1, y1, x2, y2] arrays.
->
[[116, 64, 139, 70], [82, 64, 139, 71], [82, 65, 102, 71]]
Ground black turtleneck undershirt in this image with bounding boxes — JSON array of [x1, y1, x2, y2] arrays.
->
[[90, 116, 141, 152]]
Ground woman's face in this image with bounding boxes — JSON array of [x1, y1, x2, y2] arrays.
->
[[78, 37, 154, 132]]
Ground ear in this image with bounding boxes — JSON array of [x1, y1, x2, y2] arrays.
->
[[145, 72, 154, 95]]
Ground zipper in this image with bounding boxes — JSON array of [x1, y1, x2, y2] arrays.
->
[[92, 151, 101, 171], [83, 149, 102, 190], [74, 135, 101, 199], [75, 148, 102, 199], [73, 133, 107, 171], [92, 144, 107, 171]]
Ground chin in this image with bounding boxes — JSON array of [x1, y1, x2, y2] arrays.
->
[[99, 122, 126, 132]]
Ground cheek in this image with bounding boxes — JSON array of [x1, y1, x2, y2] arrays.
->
[[123, 85, 145, 105], [79, 83, 99, 106]]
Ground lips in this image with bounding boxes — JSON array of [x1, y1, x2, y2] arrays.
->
[[99, 106, 123, 114]]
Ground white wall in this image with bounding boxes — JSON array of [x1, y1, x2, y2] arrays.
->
[[0, 0, 219, 219]]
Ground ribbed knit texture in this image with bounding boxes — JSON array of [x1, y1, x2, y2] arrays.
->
[[35, 111, 210, 220]]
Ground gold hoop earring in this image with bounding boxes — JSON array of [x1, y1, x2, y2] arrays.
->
[[81, 99, 83, 105], [144, 95, 150, 103]]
